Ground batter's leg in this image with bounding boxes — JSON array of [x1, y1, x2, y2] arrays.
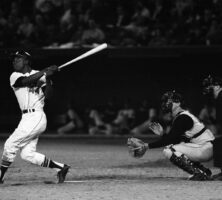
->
[[20, 138, 70, 183], [0, 160, 12, 183], [0, 134, 22, 183]]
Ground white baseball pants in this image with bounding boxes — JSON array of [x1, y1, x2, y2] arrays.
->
[[2, 110, 47, 165]]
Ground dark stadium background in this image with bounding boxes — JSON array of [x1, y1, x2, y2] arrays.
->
[[1, 0, 222, 133], [1, 47, 222, 132]]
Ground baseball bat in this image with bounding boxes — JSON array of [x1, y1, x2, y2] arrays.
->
[[58, 43, 108, 70]]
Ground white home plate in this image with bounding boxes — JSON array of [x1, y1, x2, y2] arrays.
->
[[65, 180, 102, 183]]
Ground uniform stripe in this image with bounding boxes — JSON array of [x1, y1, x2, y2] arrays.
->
[[41, 157, 50, 167], [1, 160, 11, 167]]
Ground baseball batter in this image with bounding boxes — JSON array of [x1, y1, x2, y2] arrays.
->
[[128, 91, 215, 181], [0, 51, 70, 184]]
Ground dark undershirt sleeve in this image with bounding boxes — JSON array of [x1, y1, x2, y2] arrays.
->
[[149, 114, 194, 149], [43, 79, 53, 99], [13, 77, 26, 88]]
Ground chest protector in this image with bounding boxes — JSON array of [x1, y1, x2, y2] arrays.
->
[[178, 111, 215, 144]]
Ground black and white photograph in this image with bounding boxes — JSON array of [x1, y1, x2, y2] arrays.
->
[[0, 0, 222, 199]]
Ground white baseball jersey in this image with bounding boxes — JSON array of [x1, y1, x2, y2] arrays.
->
[[10, 70, 46, 111], [179, 111, 215, 144]]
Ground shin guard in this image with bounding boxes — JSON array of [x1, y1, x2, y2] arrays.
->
[[170, 153, 202, 175], [170, 153, 211, 180]]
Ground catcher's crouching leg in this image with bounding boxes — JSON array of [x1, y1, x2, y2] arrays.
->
[[163, 146, 212, 181]]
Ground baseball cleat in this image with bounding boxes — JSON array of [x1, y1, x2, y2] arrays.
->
[[204, 168, 212, 177], [57, 164, 70, 183], [193, 162, 212, 176], [188, 173, 212, 181], [0, 179, 4, 184]]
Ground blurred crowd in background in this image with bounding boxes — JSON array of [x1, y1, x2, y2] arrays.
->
[[1, 0, 222, 48], [54, 96, 219, 137], [0, 0, 221, 136]]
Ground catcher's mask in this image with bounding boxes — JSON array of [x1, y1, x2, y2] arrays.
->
[[161, 90, 184, 113], [202, 75, 222, 95]]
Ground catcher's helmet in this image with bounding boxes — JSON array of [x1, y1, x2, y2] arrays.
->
[[161, 90, 184, 113], [202, 75, 222, 95]]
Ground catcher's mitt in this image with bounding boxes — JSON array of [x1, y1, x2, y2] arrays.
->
[[127, 137, 147, 158]]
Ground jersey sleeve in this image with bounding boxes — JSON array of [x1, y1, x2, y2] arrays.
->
[[33, 70, 46, 87], [39, 74, 46, 88], [9, 72, 24, 87], [40, 75, 46, 84], [148, 114, 194, 149]]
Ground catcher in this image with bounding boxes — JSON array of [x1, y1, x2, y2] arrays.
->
[[127, 90, 215, 181]]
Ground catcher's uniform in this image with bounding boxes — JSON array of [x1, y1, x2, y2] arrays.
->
[[2, 70, 47, 165], [128, 90, 215, 180], [128, 110, 215, 180], [149, 110, 215, 162]]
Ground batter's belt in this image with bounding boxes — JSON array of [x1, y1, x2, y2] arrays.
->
[[22, 109, 35, 114]]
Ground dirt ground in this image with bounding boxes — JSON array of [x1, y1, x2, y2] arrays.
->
[[0, 137, 222, 200]]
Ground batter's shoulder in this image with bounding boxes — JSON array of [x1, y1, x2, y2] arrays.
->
[[10, 71, 21, 76], [9, 72, 24, 87], [10, 71, 23, 80]]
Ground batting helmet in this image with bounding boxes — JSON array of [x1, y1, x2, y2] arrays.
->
[[12, 50, 31, 59], [161, 90, 184, 113], [202, 75, 222, 95], [11, 50, 32, 67]]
